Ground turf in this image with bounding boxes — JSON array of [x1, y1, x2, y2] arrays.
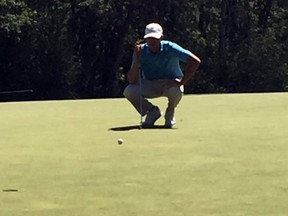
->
[[1, 93, 288, 216]]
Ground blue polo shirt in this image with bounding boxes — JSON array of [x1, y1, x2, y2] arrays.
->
[[140, 40, 192, 80]]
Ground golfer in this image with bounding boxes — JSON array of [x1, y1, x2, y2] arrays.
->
[[124, 23, 201, 128]]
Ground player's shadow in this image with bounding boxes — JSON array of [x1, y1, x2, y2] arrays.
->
[[109, 125, 176, 131]]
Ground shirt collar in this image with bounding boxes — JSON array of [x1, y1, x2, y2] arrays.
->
[[146, 40, 164, 54], [160, 40, 164, 51]]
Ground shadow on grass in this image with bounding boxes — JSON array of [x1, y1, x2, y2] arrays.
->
[[109, 125, 176, 131]]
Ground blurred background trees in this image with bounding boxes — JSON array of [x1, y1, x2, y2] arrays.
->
[[0, 0, 287, 101]]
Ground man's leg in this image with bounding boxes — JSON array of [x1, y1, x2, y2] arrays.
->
[[163, 85, 183, 127], [123, 79, 162, 116]]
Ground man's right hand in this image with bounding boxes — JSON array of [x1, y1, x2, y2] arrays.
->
[[127, 43, 142, 84], [132, 44, 141, 65]]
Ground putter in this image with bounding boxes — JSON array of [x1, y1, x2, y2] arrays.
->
[[139, 68, 143, 129], [135, 41, 144, 129]]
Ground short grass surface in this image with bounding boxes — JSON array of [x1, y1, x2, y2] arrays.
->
[[1, 93, 288, 216]]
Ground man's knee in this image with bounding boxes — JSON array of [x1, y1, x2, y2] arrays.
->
[[123, 85, 131, 98], [123, 84, 138, 99], [166, 86, 182, 97], [165, 86, 183, 105]]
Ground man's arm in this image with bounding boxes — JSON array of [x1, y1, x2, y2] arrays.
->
[[127, 45, 141, 84], [178, 53, 201, 86]]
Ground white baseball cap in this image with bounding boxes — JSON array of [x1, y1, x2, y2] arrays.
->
[[144, 23, 163, 39]]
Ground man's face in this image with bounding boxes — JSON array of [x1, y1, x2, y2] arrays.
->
[[145, 37, 161, 53]]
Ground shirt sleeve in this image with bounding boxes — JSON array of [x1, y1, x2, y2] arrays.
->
[[169, 42, 192, 63]]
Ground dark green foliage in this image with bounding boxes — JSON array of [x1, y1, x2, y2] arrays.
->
[[0, 0, 287, 101], [0, 0, 36, 92]]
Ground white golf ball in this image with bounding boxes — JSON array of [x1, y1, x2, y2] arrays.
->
[[118, 138, 123, 144]]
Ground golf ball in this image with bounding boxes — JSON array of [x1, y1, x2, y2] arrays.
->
[[118, 138, 123, 144]]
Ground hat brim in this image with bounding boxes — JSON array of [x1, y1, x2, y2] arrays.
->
[[144, 33, 162, 39]]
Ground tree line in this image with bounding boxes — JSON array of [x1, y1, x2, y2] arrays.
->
[[0, 0, 287, 101]]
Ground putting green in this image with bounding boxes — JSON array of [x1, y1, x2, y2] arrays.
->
[[1, 93, 288, 216]]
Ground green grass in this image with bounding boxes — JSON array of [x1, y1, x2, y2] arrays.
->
[[1, 93, 288, 216]]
